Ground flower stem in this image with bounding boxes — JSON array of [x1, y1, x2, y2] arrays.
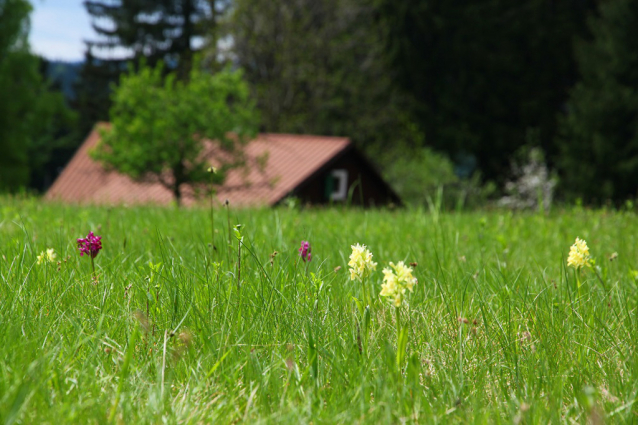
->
[[395, 306, 403, 374], [362, 279, 369, 307], [225, 201, 232, 265], [209, 174, 216, 257], [576, 270, 582, 302], [591, 266, 608, 292], [236, 237, 241, 291]]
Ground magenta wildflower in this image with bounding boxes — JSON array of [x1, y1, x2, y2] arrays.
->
[[77, 231, 103, 258], [299, 241, 312, 262]]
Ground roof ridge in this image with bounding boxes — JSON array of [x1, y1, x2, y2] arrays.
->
[[259, 133, 350, 142]]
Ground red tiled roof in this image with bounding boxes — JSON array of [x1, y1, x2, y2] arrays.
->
[[45, 123, 351, 207]]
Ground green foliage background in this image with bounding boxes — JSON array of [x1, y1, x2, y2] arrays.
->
[[558, 0, 638, 203], [0, 0, 75, 192], [4, 0, 638, 204]]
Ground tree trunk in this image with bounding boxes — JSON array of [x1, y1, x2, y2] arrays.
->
[[178, 0, 194, 80], [172, 160, 185, 207], [172, 183, 182, 207]]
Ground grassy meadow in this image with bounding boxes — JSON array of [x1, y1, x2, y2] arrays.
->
[[1, 197, 638, 423]]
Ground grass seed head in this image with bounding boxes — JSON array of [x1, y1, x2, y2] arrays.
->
[[285, 357, 295, 371], [133, 310, 150, 333], [179, 330, 193, 347]]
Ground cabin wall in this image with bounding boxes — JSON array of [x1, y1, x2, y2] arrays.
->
[[291, 150, 399, 207]]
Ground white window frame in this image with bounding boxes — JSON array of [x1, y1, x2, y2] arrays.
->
[[330, 169, 348, 201]]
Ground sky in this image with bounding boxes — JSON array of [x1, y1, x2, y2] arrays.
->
[[29, 0, 209, 62], [30, 0, 95, 62]]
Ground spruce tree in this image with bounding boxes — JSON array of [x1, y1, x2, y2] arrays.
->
[[76, 0, 220, 136], [230, 0, 410, 151], [558, 0, 638, 203]]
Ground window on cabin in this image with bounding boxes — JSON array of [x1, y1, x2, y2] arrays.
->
[[325, 169, 348, 201]]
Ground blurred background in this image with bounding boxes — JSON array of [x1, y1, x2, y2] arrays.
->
[[1, 0, 637, 208]]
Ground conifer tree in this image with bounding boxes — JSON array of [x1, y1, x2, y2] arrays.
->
[[76, 0, 223, 136], [229, 0, 410, 151], [378, 0, 597, 182], [558, 0, 638, 203]]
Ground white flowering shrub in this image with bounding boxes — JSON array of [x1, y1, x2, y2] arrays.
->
[[499, 147, 557, 211]]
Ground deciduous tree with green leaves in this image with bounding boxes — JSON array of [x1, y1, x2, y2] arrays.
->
[[93, 62, 258, 205]]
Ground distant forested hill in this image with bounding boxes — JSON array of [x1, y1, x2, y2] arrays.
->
[[46, 60, 82, 101]]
